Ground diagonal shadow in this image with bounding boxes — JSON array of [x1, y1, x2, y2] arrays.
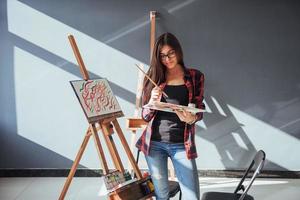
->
[[196, 94, 287, 170], [10, 33, 136, 104]]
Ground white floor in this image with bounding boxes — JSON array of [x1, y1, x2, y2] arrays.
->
[[0, 177, 299, 200]]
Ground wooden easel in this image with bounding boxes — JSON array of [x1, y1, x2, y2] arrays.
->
[[59, 35, 146, 200]]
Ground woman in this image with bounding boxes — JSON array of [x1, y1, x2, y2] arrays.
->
[[136, 32, 205, 200]]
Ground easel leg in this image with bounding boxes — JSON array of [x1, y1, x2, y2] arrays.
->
[[112, 119, 142, 179], [101, 123, 125, 173], [90, 123, 109, 174], [128, 130, 137, 173], [59, 128, 92, 200]]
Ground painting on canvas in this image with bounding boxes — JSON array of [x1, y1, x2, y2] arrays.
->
[[70, 79, 123, 122]]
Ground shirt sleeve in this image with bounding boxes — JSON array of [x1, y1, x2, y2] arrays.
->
[[141, 107, 156, 122], [195, 73, 205, 122], [141, 91, 157, 122]]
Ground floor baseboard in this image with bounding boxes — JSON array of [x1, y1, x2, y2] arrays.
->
[[1, 169, 299, 178]]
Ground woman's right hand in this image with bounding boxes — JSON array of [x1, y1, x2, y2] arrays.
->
[[149, 87, 162, 103]]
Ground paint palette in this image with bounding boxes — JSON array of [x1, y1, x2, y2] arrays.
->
[[103, 170, 132, 191]]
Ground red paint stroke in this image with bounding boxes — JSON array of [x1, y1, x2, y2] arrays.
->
[[80, 81, 117, 114]]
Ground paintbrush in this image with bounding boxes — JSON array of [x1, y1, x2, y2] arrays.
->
[[135, 64, 169, 98]]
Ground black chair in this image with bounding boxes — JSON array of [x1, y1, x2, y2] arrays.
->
[[136, 149, 182, 200], [201, 150, 266, 200]]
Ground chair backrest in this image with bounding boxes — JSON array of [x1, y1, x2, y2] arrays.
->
[[234, 150, 266, 200]]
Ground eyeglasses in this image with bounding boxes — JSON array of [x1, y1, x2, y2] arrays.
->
[[160, 50, 176, 61]]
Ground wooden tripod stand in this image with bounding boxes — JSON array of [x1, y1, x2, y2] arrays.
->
[[59, 35, 147, 200]]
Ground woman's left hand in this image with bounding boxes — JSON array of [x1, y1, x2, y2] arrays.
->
[[174, 109, 197, 124]]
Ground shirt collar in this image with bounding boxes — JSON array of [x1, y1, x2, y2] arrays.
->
[[183, 67, 191, 82]]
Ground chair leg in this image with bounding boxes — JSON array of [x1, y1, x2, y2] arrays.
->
[[134, 150, 141, 179], [179, 189, 182, 200], [136, 149, 140, 164]]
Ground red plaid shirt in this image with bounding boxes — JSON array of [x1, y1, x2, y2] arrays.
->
[[136, 68, 205, 160]]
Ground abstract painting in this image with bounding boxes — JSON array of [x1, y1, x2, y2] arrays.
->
[[70, 79, 123, 122]]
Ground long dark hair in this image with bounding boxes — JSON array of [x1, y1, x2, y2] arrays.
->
[[142, 32, 186, 105]]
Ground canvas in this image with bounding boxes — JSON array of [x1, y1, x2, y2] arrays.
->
[[70, 79, 123, 122]]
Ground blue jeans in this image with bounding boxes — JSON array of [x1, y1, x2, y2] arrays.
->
[[145, 141, 200, 200]]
